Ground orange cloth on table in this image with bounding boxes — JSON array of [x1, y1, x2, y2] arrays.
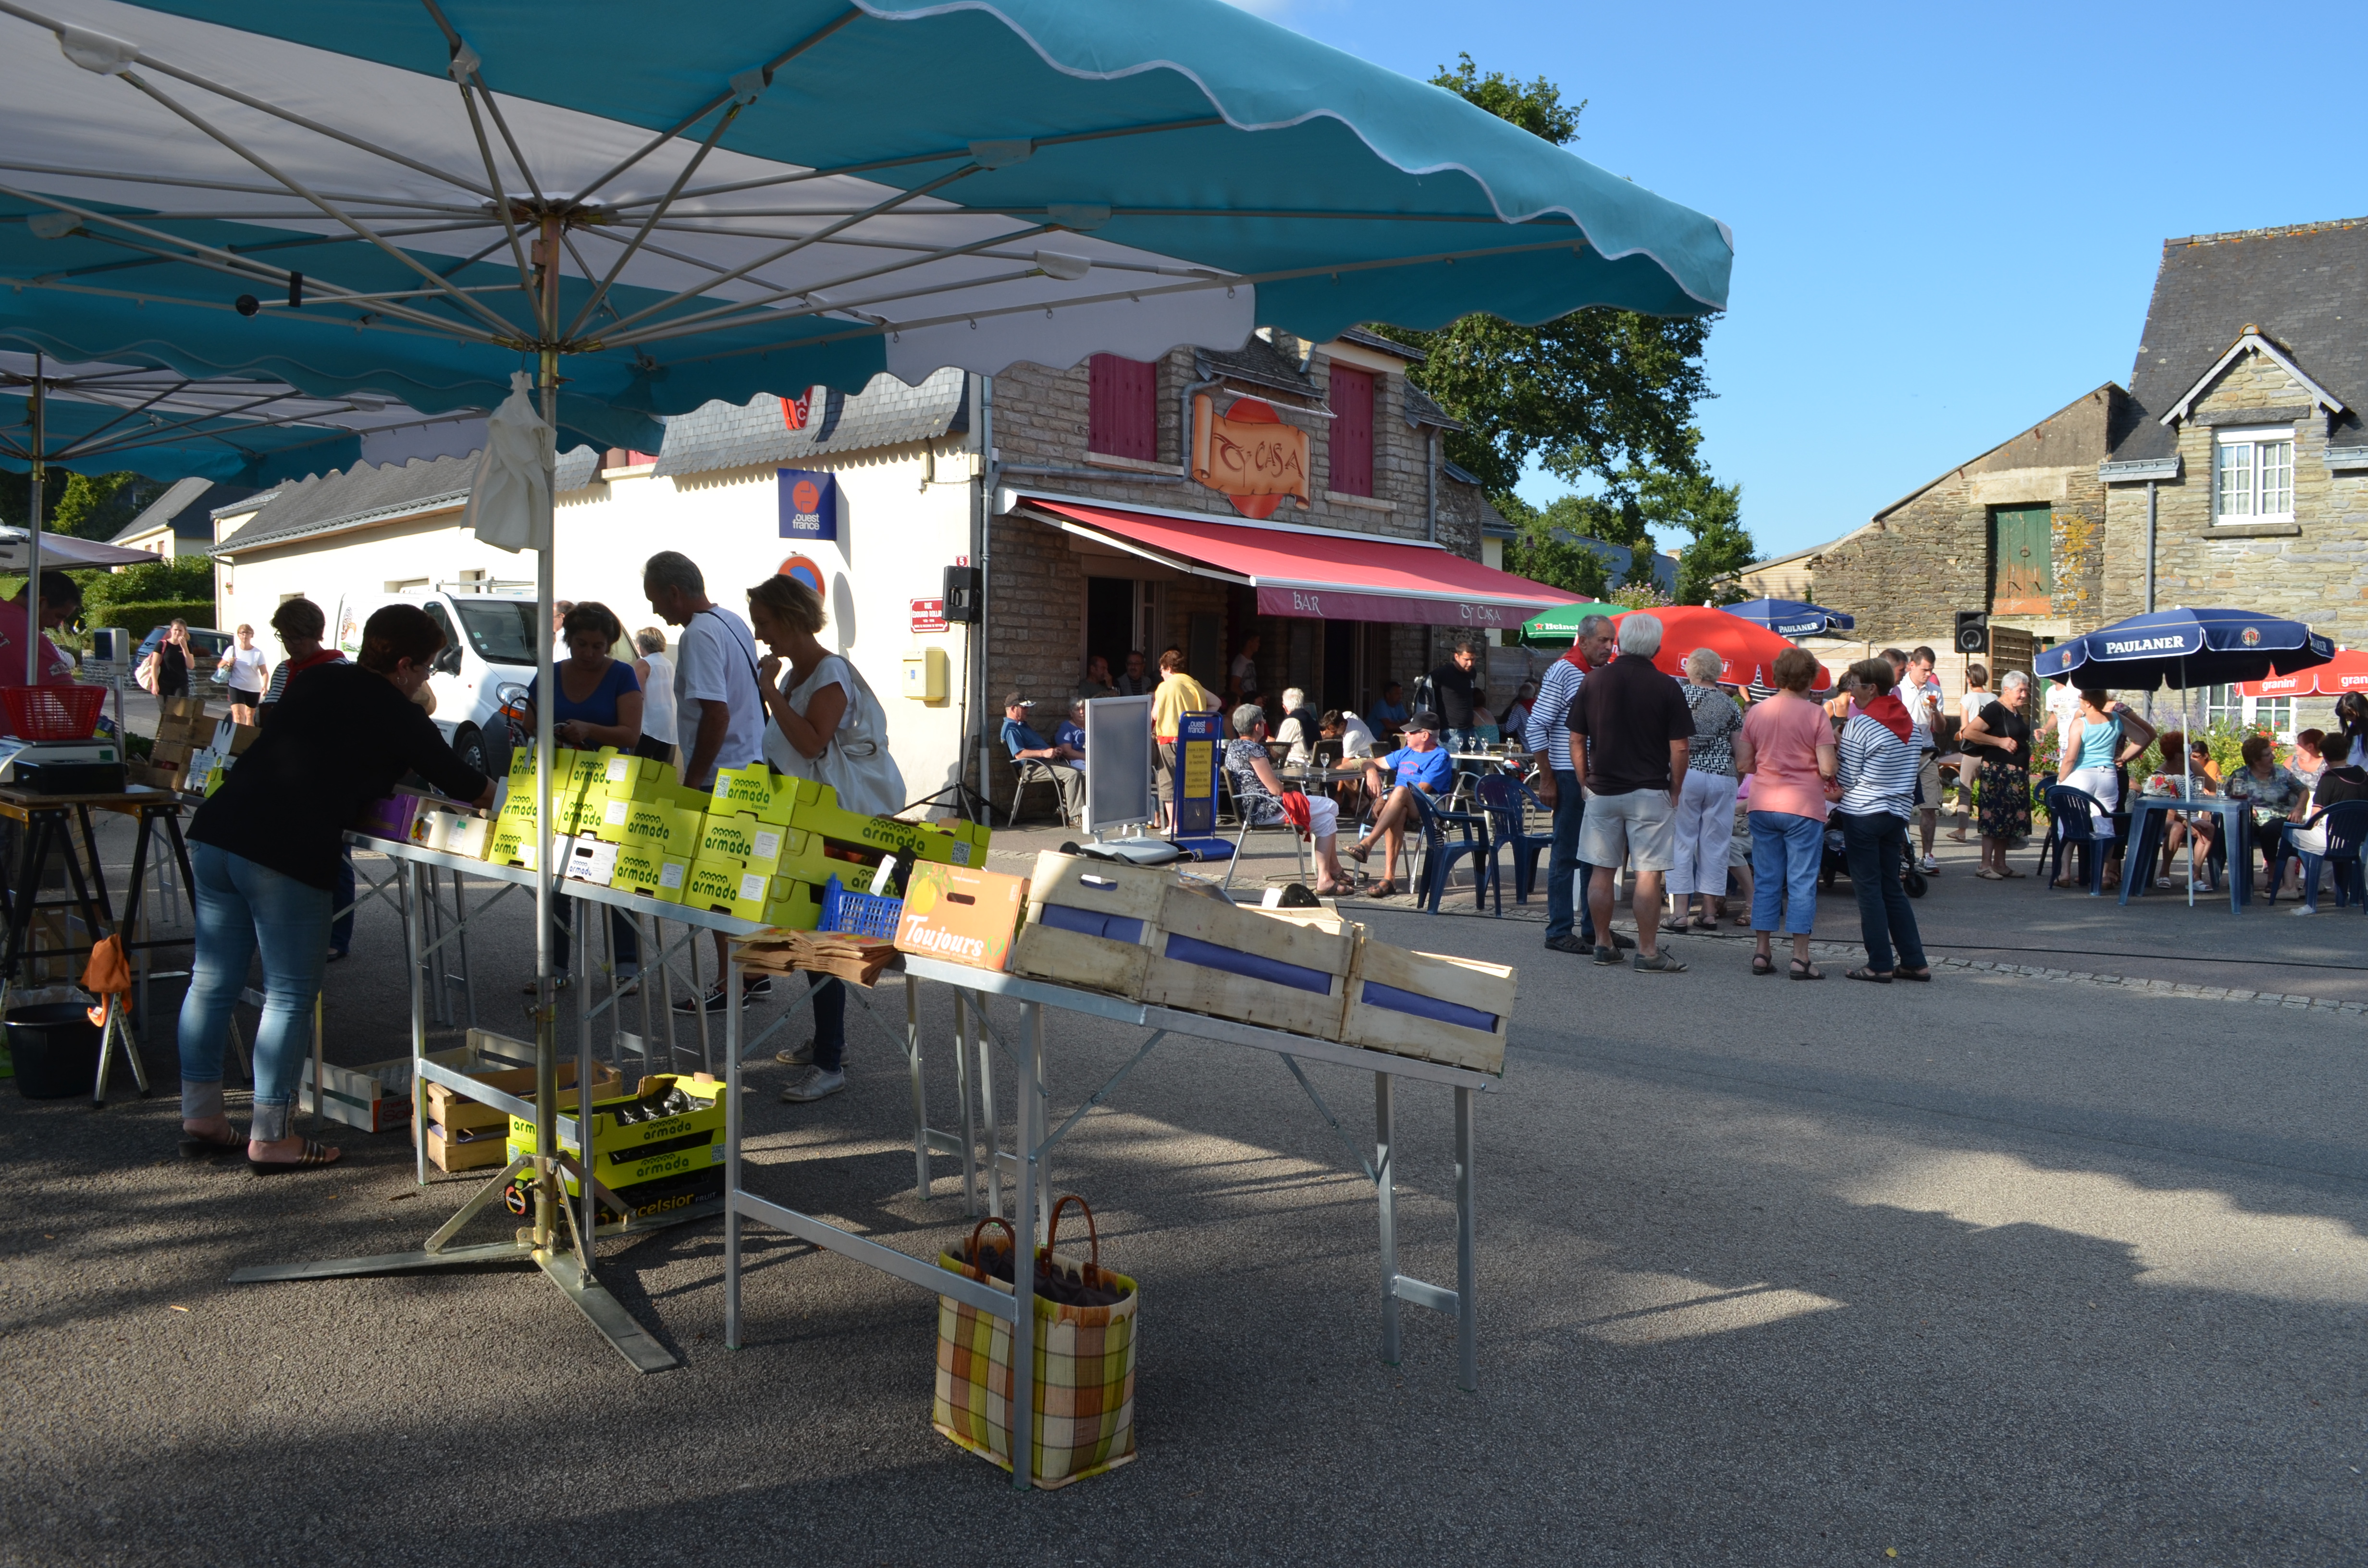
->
[[0, 598, 77, 687]]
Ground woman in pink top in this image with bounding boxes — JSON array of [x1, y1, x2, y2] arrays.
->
[[1731, 647, 1839, 978]]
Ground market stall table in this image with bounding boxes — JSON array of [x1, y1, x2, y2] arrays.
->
[[2118, 794, 2252, 913], [0, 783, 195, 1101], [722, 950, 1501, 1491]]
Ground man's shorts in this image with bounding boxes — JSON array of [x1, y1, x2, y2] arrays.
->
[[1915, 751, 1942, 814], [1577, 786, 1677, 873], [1155, 741, 1177, 804], [1729, 801, 1752, 869]]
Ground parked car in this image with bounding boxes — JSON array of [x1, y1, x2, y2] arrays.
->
[[331, 589, 538, 776], [133, 625, 234, 697]]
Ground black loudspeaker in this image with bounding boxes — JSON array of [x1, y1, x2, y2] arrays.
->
[[944, 565, 983, 623], [1953, 611, 1989, 654]]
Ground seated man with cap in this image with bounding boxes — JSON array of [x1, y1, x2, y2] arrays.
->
[[1346, 709, 1453, 897], [1003, 693, 1084, 825]]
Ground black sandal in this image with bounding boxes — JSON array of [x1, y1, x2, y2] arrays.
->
[[1788, 959, 1823, 980], [1367, 881, 1400, 898], [1751, 953, 1776, 976], [1843, 966, 1892, 983], [1893, 966, 1933, 982], [179, 1127, 245, 1160], [248, 1139, 342, 1175]]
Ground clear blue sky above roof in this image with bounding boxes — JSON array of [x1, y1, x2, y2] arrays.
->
[[1245, 0, 2357, 561]]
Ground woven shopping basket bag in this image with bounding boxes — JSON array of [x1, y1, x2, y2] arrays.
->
[[934, 1199, 1138, 1488]]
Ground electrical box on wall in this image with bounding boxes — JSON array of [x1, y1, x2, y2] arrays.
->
[[903, 647, 949, 703]]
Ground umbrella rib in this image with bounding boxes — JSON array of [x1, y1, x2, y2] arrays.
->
[[0, 194, 482, 339], [41, 220, 522, 285], [115, 72, 523, 341], [59, 387, 312, 455], [593, 164, 985, 339], [39, 379, 190, 455], [449, 75, 538, 300], [602, 266, 1049, 351], [0, 159, 481, 212], [612, 115, 1228, 210], [565, 99, 749, 340], [0, 273, 501, 348], [560, 3, 865, 206], [594, 224, 1056, 349]]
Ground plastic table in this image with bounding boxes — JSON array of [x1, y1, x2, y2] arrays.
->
[[2118, 794, 2251, 913], [722, 952, 1503, 1490]]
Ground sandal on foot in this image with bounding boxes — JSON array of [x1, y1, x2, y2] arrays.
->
[[1346, 839, 1372, 865], [1661, 917, 1693, 935], [1788, 959, 1823, 980], [1894, 966, 1933, 981], [1975, 868, 2006, 880], [1751, 952, 1776, 975], [179, 1127, 244, 1159], [1843, 966, 1892, 983], [248, 1139, 341, 1175], [1367, 880, 1399, 898]]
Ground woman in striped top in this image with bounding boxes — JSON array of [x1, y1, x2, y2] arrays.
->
[[1833, 657, 1930, 983]]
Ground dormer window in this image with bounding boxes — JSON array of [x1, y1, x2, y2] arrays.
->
[[2214, 426, 2294, 522]]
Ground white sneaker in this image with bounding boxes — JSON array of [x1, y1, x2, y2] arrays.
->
[[1919, 855, 1940, 874], [777, 1066, 845, 1102], [2290, 905, 2317, 917]]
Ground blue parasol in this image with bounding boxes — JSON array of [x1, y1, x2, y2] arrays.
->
[[1726, 595, 1853, 638]]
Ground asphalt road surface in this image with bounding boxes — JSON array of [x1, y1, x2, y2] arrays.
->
[[0, 818, 2360, 1566]]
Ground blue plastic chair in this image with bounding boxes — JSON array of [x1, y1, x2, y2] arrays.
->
[[2042, 786, 2122, 895], [1408, 786, 1497, 916], [2289, 800, 2368, 913], [1475, 773, 1547, 905]]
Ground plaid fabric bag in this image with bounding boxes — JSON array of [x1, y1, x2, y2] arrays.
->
[[934, 1199, 1138, 1489]]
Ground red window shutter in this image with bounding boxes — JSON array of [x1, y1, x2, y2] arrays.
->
[[1330, 365, 1374, 496], [1088, 354, 1158, 461]]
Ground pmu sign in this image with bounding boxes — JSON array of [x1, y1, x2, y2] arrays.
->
[[777, 468, 839, 540]]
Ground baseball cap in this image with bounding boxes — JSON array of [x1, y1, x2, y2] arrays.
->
[[1002, 693, 1034, 708], [1405, 709, 1443, 731]]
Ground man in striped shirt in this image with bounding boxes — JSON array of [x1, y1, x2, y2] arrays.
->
[[1527, 614, 1628, 956]]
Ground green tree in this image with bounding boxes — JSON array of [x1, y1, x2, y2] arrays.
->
[[1430, 51, 1585, 144], [50, 471, 148, 539]]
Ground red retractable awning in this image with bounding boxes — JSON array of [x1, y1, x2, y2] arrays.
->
[[1018, 496, 1582, 632]]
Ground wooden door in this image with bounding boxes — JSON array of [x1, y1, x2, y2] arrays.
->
[[1989, 505, 2052, 613]]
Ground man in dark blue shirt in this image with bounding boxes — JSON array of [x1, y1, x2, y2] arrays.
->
[[1003, 694, 1083, 824]]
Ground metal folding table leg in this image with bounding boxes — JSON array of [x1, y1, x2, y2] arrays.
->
[[1453, 1084, 1478, 1393], [403, 862, 428, 1185], [1376, 1071, 1400, 1367], [1012, 1000, 1041, 1492], [955, 991, 979, 1217], [905, 977, 930, 1198], [725, 949, 744, 1351], [976, 1008, 1002, 1220]]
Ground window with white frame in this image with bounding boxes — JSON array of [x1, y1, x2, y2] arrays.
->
[[2214, 426, 2296, 522], [2202, 682, 2295, 739]]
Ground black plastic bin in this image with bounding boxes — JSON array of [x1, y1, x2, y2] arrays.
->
[[8, 1003, 101, 1100]]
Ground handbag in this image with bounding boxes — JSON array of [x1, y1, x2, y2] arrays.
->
[[934, 1198, 1138, 1489], [765, 653, 907, 816]]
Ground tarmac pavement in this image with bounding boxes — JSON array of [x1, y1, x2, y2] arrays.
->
[[0, 814, 2361, 1565]]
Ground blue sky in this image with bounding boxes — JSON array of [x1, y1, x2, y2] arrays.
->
[[1246, 0, 2361, 563]]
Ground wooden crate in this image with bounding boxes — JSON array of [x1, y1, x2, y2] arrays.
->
[[423, 1058, 621, 1137], [1339, 937, 1516, 1076], [425, 1122, 515, 1173], [1140, 882, 1353, 1040], [1008, 850, 1177, 998]]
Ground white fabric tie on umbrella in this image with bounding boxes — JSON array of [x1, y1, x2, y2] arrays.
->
[[464, 371, 549, 554]]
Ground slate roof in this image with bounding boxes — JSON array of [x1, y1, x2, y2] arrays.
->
[[1404, 381, 1462, 431], [1199, 335, 1319, 400], [651, 367, 966, 479], [112, 477, 257, 543], [2111, 217, 2368, 462], [1335, 324, 1427, 365], [213, 446, 600, 557]]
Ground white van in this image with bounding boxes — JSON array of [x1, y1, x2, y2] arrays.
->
[[332, 588, 539, 776]]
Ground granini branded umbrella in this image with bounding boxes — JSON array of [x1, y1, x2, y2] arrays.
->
[[0, 0, 1732, 1372], [2038, 607, 2332, 905], [1611, 603, 1836, 692]]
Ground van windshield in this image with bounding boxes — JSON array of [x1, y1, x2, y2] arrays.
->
[[454, 601, 538, 667]]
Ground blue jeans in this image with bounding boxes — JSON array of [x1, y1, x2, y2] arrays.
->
[[1544, 768, 1599, 943], [807, 973, 847, 1071], [179, 843, 331, 1143], [1837, 809, 1926, 971], [1750, 810, 1824, 935]]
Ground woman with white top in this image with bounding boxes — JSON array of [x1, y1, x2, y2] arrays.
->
[[1947, 663, 1989, 841], [746, 573, 905, 1107], [631, 626, 676, 763], [217, 624, 270, 725]]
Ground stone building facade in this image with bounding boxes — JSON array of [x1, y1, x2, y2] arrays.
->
[[2095, 221, 2368, 738], [978, 326, 1517, 810], [1778, 385, 2130, 649]]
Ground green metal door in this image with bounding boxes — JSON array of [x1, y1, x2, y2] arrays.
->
[[1989, 504, 2052, 613]]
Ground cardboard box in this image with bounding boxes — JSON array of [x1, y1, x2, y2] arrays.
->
[[355, 795, 419, 843], [488, 826, 563, 872], [764, 879, 822, 931], [210, 716, 260, 757], [618, 801, 702, 858], [424, 1056, 624, 1138], [601, 751, 675, 795], [894, 861, 1030, 971], [683, 854, 780, 921], [1339, 936, 1515, 1076], [1009, 849, 1177, 998], [566, 836, 620, 887], [695, 814, 837, 883], [611, 845, 688, 903], [444, 814, 492, 858], [1139, 883, 1354, 1040], [782, 778, 992, 868], [710, 764, 800, 825], [158, 694, 210, 723]]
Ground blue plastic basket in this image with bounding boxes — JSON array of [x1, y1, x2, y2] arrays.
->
[[820, 874, 903, 939]]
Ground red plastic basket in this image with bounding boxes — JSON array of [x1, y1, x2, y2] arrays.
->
[[3, 685, 107, 741]]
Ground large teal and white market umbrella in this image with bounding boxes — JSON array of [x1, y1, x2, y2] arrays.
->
[[0, 0, 1731, 1369]]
